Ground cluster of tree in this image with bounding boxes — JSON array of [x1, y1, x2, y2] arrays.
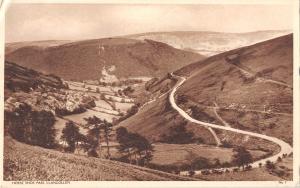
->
[[55, 106, 87, 116], [97, 79, 143, 87], [148, 157, 223, 175], [60, 116, 113, 158], [116, 127, 153, 166], [232, 146, 253, 170], [5, 103, 56, 148], [161, 122, 202, 144], [122, 86, 135, 96], [116, 104, 139, 123]]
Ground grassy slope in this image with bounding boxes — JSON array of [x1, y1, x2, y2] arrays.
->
[[3, 137, 197, 181], [118, 35, 292, 146], [5, 38, 204, 81], [175, 34, 293, 144], [117, 95, 217, 145], [151, 143, 267, 166]]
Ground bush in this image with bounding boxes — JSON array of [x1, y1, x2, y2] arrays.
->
[[188, 170, 195, 177], [277, 156, 282, 162], [96, 87, 100, 93], [265, 160, 275, 169], [244, 165, 252, 171], [201, 170, 210, 175], [191, 157, 211, 170]]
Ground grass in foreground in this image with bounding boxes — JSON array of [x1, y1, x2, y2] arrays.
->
[[3, 137, 197, 181]]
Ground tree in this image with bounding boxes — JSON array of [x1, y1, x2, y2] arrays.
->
[[118, 89, 123, 96], [277, 156, 282, 162], [61, 121, 81, 152], [6, 103, 56, 148], [232, 146, 253, 170], [31, 110, 56, 148], [103, 120, 113, 159], [7, 103, 32, 142], [84, 116, 112, 158], [162, 121, 195, 144], [127, 133, 153, 166], [191, 157, 211, 170], [96, 87, 100, 93], [100, 93, 106, 100], [116, 127, 132, 163], [123, 86, 134, 96], [265, 160, 275, 169], [84, 116, 103, 157], [116, 127, 153, 165]]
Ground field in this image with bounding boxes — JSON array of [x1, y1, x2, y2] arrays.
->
[[4, 137, 198, 181], [64, 109, 117, 124], [151, 143, 267, 166]]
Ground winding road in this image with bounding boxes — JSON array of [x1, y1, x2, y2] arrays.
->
[[169, 73, 293, 175]]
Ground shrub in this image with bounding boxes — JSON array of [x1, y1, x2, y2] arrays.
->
[[277, 156, 282, 162], [96, 87, 100, 93], [191, 157, 212, 170], [201, 170, 210, 175], [265, 160, 275, 169]]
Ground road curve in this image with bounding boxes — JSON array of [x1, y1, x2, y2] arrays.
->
[[169, 73, 293, 175]]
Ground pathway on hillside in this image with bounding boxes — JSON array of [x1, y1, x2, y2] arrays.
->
[[169, 73, 293, 175], [213, 102, 231, 127], [227, 62, 292, 89]]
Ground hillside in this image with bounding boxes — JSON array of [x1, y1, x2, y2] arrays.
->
[[3, 137, 196, 181], [118, 34, 292, 148], [5, 38, 204, 81], [4, 61, 66, 98], [175, 34, 293, 144], [126, 30, 290, 56]]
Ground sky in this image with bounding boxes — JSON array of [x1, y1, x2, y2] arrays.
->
[[5, 3, 294, 42]]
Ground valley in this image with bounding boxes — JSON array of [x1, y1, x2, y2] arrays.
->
[[4, 33, 293, 181]]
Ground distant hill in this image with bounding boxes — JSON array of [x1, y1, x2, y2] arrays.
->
[[5, 40, 72, 54], [5, 38, 204, 81], [126, 30, 290, 56], [118, 34, 293, 146], [4, 136, 196, 181]]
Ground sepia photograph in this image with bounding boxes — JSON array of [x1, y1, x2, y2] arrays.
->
[[0, 0, 299, 186]]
